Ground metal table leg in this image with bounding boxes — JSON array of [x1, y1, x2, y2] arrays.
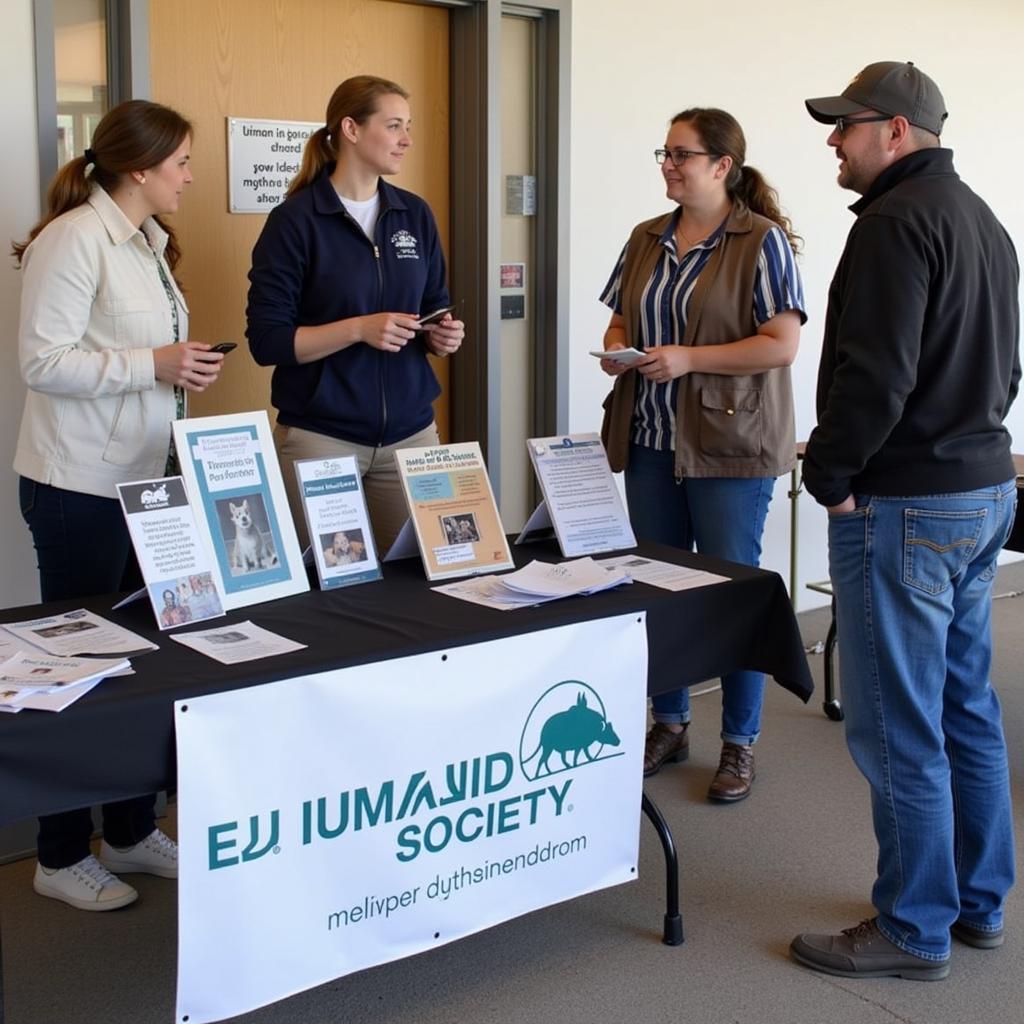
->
[[641, 791, 684, 945], [823, 599, 843, 721]]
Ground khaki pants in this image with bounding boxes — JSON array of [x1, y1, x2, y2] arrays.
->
[[274, 421, 440, 554]]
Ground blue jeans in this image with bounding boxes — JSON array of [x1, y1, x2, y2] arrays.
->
[[625, 444, 774, 744], [829, 482, 1016, 960], [20, 477, 154, 868]]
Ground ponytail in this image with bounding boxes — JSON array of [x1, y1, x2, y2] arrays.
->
[[12, 156, 93, 264], [734, 165, 802, 256], [286, 126, 335, 198]]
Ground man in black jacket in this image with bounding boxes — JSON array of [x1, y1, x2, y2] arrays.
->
[[791, 62, 1020, 981]]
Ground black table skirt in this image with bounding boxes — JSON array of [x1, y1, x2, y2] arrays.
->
[[0, 540, 812, 826]]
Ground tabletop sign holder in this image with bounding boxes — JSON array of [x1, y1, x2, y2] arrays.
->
[[390, 441, 514, 581], [173, 411, 308, 611], [517, 433, 636, 557], [115, 476, 226, 629], [294, 456, 381, 590]]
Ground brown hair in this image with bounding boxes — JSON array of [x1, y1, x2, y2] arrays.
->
[[671, 108, 802, 255], [287, 75, 410, 198], [13, 99, 193, 269]]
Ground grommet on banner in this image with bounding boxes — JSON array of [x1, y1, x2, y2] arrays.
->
[[441, 653, 448, 662], [181, 705, 188, 713]]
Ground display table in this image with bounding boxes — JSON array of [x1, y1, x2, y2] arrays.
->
[[0, 540, 812, 828]]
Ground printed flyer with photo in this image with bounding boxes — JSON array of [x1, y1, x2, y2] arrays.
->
[[117, 477, 225, 630], [173, 412, 308, 611], [522, 433, 636, 557], [394, 442, 514, 581], [2, 610, 158, 658], [294, 457, 381, 590]]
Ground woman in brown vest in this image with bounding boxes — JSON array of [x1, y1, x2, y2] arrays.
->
[[598, 108, 805, 802]]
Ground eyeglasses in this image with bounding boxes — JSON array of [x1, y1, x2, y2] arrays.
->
[[655, 147, 712, 167], [833, 114, 892, 136]]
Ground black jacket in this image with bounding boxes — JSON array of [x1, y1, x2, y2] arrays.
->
[[803, 147, 1019, 506], [246, 168, 449, 446]]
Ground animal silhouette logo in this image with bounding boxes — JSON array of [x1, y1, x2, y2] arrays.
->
[[519, 683, 622, 780]]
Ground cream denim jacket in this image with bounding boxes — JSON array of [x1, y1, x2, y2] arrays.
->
[[14, 186, 189, 498]]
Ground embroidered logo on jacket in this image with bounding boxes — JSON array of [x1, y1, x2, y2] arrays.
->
[[391, 230, 420, 260]]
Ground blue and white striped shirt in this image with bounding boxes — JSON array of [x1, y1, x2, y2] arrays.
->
[[600, 213, 805, 451]]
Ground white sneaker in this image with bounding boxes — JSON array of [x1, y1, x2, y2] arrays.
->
[[99, 828, 178, 879], [33, 855, 138, 911]]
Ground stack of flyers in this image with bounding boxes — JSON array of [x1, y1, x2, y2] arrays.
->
[[0, 650, 132, 713]]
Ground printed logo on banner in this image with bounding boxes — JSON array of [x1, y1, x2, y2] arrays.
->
[[204, 679, 627, 872], [518, 683, 622, 781]]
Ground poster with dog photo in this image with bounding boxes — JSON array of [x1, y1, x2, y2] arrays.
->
[[294, 457, 381, 590], [173, 412, 308, 611], [117, 476, 226, 630]]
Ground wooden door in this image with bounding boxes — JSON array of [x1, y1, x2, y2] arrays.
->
[[149, 0, 452, 439]]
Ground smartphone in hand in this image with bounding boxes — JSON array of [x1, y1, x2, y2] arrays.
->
[[209, 342, 238, 354], [415, 305, 455, 329]]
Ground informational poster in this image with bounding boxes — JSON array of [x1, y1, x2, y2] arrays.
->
[[393, 442, 514, 581], [172, 412, 308, 611], [294, 457, 381, 590], [175, 613, 647, 1024], [520, 434, 636, 557], [226, 117, 320, 213], [117, 477, 224, 630]]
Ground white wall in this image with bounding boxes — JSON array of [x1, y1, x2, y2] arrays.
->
[[568, 0, 1024, 608], [0, 0, 43, 608]]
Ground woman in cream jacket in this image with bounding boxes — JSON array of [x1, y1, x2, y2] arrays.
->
[[12, 99, 223, 912]]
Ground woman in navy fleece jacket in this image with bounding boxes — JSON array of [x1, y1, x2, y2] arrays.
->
[[246, 75, 464, 551]]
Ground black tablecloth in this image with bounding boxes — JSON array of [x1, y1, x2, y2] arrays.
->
[[0, 541, 812, 826]]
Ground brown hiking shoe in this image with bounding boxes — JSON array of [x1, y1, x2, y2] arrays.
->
[[791, 918, 950, 980], [643, 722, 689, 777], [707, 742, 754, 802]]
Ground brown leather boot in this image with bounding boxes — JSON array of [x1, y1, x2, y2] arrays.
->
[[707, 742, 754, 802], [643, 722, 689, 777]]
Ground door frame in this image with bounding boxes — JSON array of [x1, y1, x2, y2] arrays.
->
[[448, 0, 571, 502]]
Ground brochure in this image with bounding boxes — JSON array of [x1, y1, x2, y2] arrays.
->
[[500, 558, 631, 599], [170, 621, 307, 665], [433, 558, 631, 611], [430, 575, 547, 611], [2, 610, 158, 658], [520, 434, 636, 557], [0, 651, 130, 694], [588, 347, 647, 365], [117, 477, 225, 629], [596, 554, 730, 592], [173, 412, 308, 611], [393, 442, 514, 581], [0, 677, 104, 713], [294, 456, 381, 590]]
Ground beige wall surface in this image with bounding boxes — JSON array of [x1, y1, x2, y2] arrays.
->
[[568, 0, 1024, 604]]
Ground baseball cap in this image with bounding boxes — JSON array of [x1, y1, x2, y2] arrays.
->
[[805, 61, 947, 136]]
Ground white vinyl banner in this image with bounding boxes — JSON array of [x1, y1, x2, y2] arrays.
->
[[175, 614, 647, 1023]]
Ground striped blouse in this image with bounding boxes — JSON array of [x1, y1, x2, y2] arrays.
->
[[600, 212, 805, 452]]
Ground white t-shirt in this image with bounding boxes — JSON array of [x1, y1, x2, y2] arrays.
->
[[338, 192, 381, 241]]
